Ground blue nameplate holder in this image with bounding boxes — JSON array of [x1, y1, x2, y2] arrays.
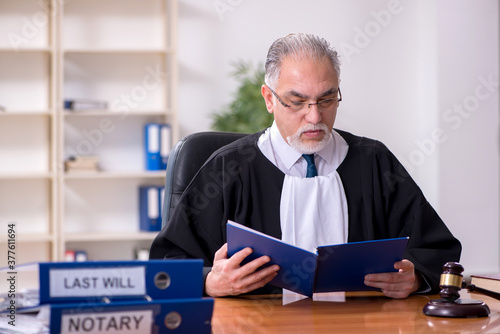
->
[[39, 259, 204, 304]]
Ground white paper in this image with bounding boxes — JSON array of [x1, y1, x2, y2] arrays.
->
[[49, 266, 146, 298]]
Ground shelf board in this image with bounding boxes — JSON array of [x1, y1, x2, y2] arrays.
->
[[63, 110, 172, 117], [64, 171, 165, 179], [0, 172, 54, 180], [63, 48, 174, 55], [64, 231, 159, 242], [0, 233, 56, 243], [0, 47, 53, 53], [0, 111, 53, 116]]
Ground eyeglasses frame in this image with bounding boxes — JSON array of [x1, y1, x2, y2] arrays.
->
[[267, 85, 342, 111]]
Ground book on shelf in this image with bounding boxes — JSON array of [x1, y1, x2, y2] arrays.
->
[[135, 248, 150, 261], [64, 250, 88, 262], [227, 220, 409, 297], [64, 155, 100, 173], [471, 273, 500, 295], [64, 99, 108, 111]]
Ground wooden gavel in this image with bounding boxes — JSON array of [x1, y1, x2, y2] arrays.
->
[[423, 262, 490, 318]]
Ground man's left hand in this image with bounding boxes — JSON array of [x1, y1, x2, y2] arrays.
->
[[364, 259, 421, 299]]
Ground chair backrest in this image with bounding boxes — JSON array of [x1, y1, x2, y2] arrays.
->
[[162, 131, 248, 227]]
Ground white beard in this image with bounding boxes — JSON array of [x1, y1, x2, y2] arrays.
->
[[286, 123, 332, 154]]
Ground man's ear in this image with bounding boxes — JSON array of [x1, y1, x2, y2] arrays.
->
[[261, 85, 274, 114]]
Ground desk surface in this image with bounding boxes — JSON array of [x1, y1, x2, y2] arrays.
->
[[211, 291, 500, 333]]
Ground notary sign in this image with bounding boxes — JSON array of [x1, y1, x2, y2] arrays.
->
[[49, 266, 146, 298], [60, 310, 152, 334]]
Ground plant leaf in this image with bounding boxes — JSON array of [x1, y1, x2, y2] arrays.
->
[[211, 61, 273, 133]]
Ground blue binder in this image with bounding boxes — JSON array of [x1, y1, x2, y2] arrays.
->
[[145, 123, 161, 170], [139, 186, 162, 231], [227, 220, 409, 297], [159, 185, 165, 220], [227, 221, 317, 296], [159, 124, 172, 170], [314, 238, 409, 293], [49, 298, 213, 334], [39, 260, 204, 304]]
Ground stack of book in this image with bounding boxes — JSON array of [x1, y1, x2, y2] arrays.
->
[[65, 156, 100, 173], [1, 260, 213, 333]]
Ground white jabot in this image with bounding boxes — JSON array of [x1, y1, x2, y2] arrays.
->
[[258, 122, 349, 252]]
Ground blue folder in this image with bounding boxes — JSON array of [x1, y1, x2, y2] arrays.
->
[[49, 298, 213, 334], [226, 220, 409, 297], [145, 123, 161, 171], [139, 186, 163, 231], [314, 238, 409, 293], [159, 124, 172, 170], [39, 260, 204, 304]]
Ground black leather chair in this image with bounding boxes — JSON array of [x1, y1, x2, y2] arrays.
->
[[161, 131, 248, 228]]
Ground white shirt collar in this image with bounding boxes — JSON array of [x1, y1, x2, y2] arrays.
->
[[269, 121, 336, 171]]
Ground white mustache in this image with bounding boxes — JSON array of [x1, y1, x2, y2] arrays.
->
[[286, 123, 331, 154], [298, 123, 329, 135]]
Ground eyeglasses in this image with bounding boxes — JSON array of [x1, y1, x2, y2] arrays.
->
[[268, 85, 342, 113]]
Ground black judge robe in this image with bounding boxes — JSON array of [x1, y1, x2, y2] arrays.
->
[[150, 129, 461, 293]]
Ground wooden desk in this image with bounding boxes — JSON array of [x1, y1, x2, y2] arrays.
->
[[212, 291, 500, 333]]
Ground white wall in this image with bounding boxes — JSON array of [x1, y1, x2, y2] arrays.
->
[[177, 0, 499, 275]]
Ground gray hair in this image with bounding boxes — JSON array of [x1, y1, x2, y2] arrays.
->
[[264, 33, 340, 89]]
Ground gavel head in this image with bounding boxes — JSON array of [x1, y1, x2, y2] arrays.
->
[[438, 262, 464, 302]]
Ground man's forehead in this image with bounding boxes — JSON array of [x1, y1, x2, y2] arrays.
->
[[278, 56, 339, 86], [277, 60, 339, 98], [280, 55, 336, 71]]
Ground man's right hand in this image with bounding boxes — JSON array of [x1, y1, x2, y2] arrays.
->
[[205, 243, 279, 297]]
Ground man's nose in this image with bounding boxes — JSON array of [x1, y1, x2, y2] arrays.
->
[[304, 104, 322, 124]]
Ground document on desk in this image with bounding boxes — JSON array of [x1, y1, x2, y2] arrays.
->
[[226, 220, 409, 297]]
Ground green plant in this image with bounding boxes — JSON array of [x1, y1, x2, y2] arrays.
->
[[211, 61, 273, 133]]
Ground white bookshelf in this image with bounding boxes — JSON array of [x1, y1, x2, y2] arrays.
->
[[0, 0, 177, 262], [0, 0, 57, 263]]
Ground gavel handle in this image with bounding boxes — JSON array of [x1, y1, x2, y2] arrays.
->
[[462, 281, 476, 292]]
